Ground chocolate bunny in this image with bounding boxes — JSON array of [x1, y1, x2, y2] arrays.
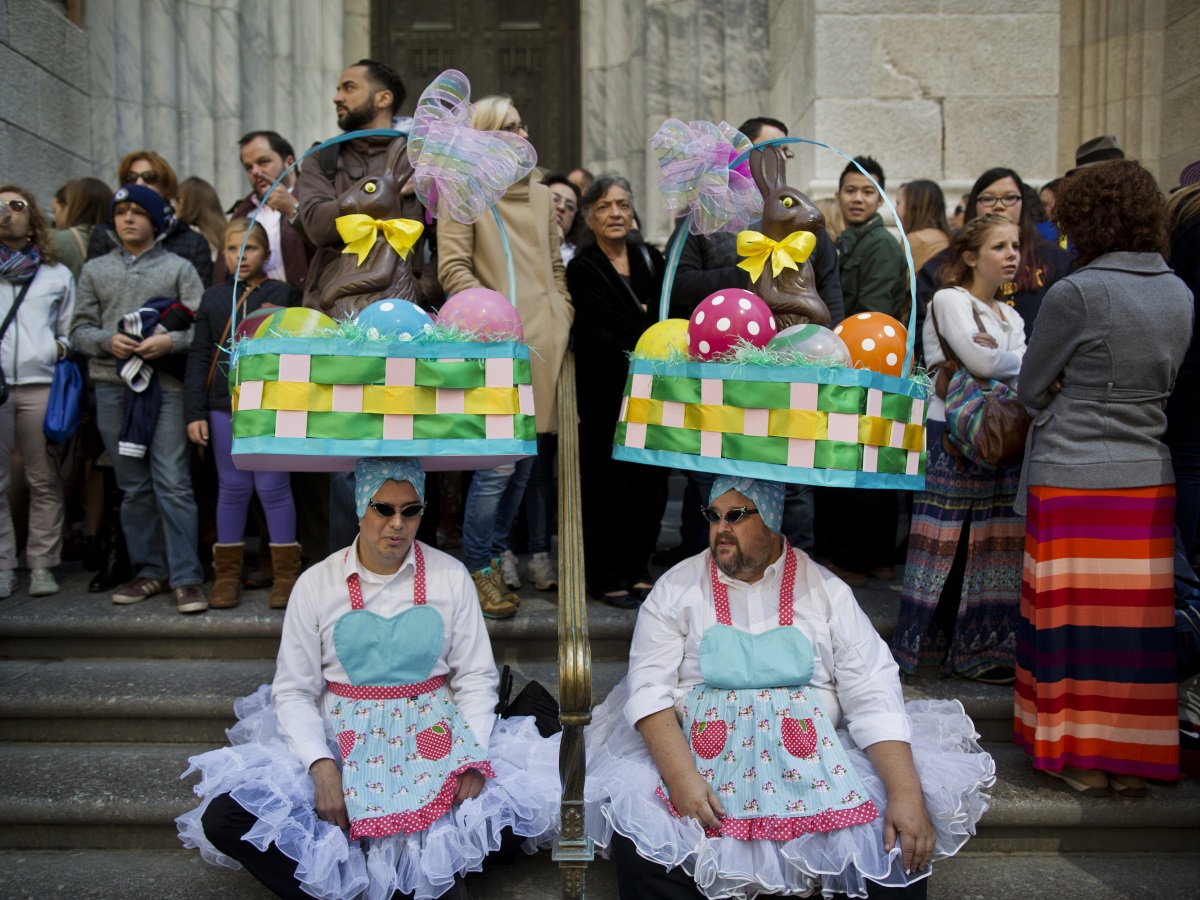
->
[[318, 136, 422, 319], [747, 145, 831, 328]]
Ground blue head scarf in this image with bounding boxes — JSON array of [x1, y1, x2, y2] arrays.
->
[[354, 458, 426, 518], [709, 476, 784, 532]]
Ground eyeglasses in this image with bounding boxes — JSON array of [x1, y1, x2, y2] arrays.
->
[[700, 506, 760, 525], [367, 500, 426, 520], [551, 195, 578, 213], [780, 148, 795, 160], [0, 198, 29, 214], [976, 193, 1022, 209], [123, 169, 161, 186], [499, 121, 527, 134]]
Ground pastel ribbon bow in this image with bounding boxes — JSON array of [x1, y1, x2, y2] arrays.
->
[[736, 230, 818, 282], [336, 214, 425, 266]]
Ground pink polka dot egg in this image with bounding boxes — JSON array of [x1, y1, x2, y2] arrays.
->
[[688, 288, 777, 360]]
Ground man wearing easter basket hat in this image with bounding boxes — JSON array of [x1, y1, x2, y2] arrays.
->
[[177, 458, 558, 900], [583, 475, 994, 899]]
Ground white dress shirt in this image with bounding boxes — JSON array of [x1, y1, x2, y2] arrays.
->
[[624, 547, 911, 752], [250, 193, 289, 284], [272, 540, 499, 771], [923, 286, 1027, 422]]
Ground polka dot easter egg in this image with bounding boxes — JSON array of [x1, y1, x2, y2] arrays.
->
[[833, 311, 908, 376], [354, 299, 434, 341], [688, 288, 777, 360]]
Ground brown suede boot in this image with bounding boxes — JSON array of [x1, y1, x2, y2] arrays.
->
[[209, 542, 244, 609], [269, 542, 302, 608]]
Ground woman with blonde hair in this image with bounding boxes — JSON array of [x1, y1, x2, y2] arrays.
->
[[177, 177, 227, 264], [437, 94, 573, 616]]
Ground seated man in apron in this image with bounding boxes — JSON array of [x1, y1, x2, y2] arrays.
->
[[584, 476, 995, 900], [177, 458, 558, 900]]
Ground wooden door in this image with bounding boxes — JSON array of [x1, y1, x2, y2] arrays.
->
[[371, 0, 581, 176]]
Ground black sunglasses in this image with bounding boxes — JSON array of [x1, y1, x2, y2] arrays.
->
[[123, 169, 161, 186], [700, 506, 760, 525], [367, 500, 426, 520], [2, 198, 29, 213]]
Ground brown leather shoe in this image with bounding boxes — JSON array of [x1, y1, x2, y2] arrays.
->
[[471, 568, 518, 619], [822, 562, 868, 588], [111, 577, 167, 605], [173, 583, 209, 614]]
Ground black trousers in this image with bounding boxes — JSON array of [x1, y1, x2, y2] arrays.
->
[[201, 793, 466, 900], [611, 833, 929, 900]]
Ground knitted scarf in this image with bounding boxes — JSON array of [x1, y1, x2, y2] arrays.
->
[[0, 245, 41, 284]]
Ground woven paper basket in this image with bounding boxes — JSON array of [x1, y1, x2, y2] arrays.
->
[[231, 336, 536, 472], [613, 134, 928, 489]]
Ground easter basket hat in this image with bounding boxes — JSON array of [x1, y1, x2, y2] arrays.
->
[[612, 121, 927, 490], [229, 71, 540, 472]]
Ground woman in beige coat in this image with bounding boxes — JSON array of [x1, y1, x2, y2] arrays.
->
[[437, 95, 573, 618]]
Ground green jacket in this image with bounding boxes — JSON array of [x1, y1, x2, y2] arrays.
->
[[837, 213, 907, 318]]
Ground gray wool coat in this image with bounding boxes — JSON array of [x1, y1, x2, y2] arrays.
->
[[1015, 251, 1194, 514]]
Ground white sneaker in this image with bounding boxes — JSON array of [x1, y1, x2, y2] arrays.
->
[[527, 551, 558, 590], [29, 568, 59, 597], [499, 549, 522, 590], [0, 570, 15, 599]]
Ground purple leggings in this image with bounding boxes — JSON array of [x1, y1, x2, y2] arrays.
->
[[209, 411, 296, 544]]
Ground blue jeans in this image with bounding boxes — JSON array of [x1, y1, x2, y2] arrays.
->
[[462, 456, 535, 572], [95, 383, 203, 586], [516, 433, 556, 555]]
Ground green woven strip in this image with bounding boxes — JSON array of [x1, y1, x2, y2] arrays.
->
[[515, 415, 536, 441], [814, 440, 863, 470], [722, 432, 789, 465], [613, 420, 628, 445], [413, 413, 486, 439], [722, 379, 790, 410], [877, 447, 910, 475], [514, 358, 532, 385], [415, 359, 488, 388], [308, 412, 383, 439], [232, 408, 276, 438], [650, 375, 701, 404], [623, 374, 634, 398], [237, 355, 280, 383], [646, 424, 701, 455], [310, 356, 386, 384], [880, 393, 915, 422], [817, 384, 865, 414]]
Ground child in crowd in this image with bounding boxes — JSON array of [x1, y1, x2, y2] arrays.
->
[[70, 184, 208, 614], [184, 218, 301, 609]]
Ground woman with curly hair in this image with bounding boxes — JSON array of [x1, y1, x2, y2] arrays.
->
[[1015, 160, 1194, 797]]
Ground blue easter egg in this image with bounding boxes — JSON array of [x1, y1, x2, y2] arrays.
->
[[354, 299, 435, 341]]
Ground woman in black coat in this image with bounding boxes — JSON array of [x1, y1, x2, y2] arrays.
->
[[567, 175, 667, 608]]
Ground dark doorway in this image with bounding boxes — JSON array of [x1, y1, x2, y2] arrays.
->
[[371, 0, 582, 175]]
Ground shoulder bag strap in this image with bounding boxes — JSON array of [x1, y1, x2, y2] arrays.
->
[[205, 281, 262, 393], [0, 266, 40, 344], [68, 227, 87, 260]]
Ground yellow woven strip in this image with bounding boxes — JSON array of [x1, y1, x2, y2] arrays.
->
[[362, 385, 437, 415], [263, 381, 333, 412], [464, 386, 522, 415], [767, 408, 828, 440], [857, 415, 893, 447], [683, 404, 745, 434], [902, 422, 926, 452], [624, 397, 663, 426]]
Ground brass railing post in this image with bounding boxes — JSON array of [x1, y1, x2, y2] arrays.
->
[[551, 351, 594, 897]]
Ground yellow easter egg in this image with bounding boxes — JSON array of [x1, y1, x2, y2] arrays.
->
[[635, 318, 691, 359], [252, 307, 338, 338]]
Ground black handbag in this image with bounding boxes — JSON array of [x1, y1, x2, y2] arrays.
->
[[495, 664, 562, 737], [0, 271, 40, 406]]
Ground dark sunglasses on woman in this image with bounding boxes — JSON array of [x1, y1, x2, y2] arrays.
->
[[700, 506, 760, 525], [123, 169, 161, 186], [367, 500, 426, 520]]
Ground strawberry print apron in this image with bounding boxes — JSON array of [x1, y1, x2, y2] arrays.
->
[[327, 542, 495, 840], [659, 547, 880, 840]]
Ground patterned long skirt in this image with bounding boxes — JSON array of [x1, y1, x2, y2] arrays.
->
[[891, 421, 1026, 676], [1014, 484, 1179, 779]]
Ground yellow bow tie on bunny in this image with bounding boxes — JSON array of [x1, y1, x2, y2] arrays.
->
[[336, 214, 425, 266], [736, 230, 817, 282]]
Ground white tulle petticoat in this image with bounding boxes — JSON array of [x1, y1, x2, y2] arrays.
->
[[584, 679, 995, 899], [176, 685, 561, 900]]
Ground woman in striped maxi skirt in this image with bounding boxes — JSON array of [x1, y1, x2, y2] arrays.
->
[[1014, 160, 1193, 796]]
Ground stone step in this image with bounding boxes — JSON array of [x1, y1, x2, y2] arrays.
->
[[1, 741, 1197, 853], [1, 846, 1199, 900], [0, 657, 1010, 745]]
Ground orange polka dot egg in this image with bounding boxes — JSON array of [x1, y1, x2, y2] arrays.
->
[[688, 288, 777, 360], [833, 312, 908, 376]]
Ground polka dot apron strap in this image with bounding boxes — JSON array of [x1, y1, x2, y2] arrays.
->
[[708, 544, 795, 627], [344, 543, 427, 610]]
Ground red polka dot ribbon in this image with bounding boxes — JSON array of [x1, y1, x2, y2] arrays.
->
[[346, 542, 426, 610], [709, 543, 797, 627]]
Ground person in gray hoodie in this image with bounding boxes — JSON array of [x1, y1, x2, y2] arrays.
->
[[70, 185, 208, 614], [1015, 160, 1194, 798]]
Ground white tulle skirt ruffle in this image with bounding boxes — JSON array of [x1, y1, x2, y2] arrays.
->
[[176, 685, 561, 900], [584, 679, 995, 899]]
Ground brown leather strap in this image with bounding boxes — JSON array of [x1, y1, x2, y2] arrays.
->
[[205, 281, 262, 393]]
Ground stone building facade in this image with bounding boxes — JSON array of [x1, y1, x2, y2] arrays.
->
[[2, 0, 1197, 247]]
